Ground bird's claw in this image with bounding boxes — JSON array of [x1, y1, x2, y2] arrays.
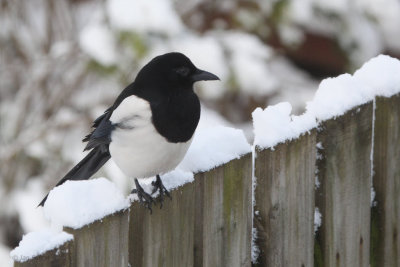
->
[[151, 175, 172, 209], [131, 179, 154, 213]]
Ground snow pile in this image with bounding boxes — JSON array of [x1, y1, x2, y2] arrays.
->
[[43, 178, 130, 229], [253, 102, 317, 149], [158, 169, 194, 191], [10, 230, 73, 262], [307, 55, 400, 121], [253, 55, 400, 149], [179, 126, 252, 173]]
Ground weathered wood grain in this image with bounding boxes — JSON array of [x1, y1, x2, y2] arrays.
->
[[129, 180, 197, 267], [315, 102, 373, 267], [198, 153, 252, 267], [13, 240, 73, 267], [129, 153, 252, 267], [64, 209, 129, 267], [370, 94, 400, 267], [254, 131, 316, 267]]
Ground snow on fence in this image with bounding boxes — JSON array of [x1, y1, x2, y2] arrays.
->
[[11, 55, 400, 267]]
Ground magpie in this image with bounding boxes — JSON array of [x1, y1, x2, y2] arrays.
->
[[38, 52, 219, 210]]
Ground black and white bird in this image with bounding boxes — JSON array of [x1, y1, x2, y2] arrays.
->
[[38, 52, 219, 210]]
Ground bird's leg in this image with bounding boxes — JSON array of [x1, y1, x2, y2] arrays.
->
[[151, 175, 172, 208], [131, 178, 154, 213]]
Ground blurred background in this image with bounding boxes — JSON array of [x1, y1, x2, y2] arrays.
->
[[1, 0, 400, 264]]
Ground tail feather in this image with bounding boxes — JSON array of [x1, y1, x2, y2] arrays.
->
[[38, 147, 111, 207]]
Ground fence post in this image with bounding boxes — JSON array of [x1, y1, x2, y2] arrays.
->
[[197, 153, 252, 267], [64, 209, 129, 267], [370, 94, 400, 266], [315, 102, 373, 267], [129, 180, 197, 267], [128, 153, 253, 267], [254, 131, 316, 267]]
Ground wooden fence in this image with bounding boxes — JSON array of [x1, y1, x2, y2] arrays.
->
[[14, 94, 400, 267]]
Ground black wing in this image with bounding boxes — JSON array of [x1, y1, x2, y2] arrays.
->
[[83, 107, 114, 151], [38, 108, 114, 207]]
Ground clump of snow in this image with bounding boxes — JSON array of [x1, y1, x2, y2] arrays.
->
[[353, 55, 400, 97], [179, 126, 251, 173], [252, 102, 317, 149], [107, 0, 183, 35], [79, 23, 117, 66], [43, 178, 130, 229], [314, 208, 322, 233], [253, 55, 400, 149], [307, 55, 400, 121], [159, 169, 194, 191], [10, 230, 73, 262], [306, 73, 372, 121]]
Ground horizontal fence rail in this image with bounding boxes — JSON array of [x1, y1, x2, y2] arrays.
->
[[13, 94, 400, 267]]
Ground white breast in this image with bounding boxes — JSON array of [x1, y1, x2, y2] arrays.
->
[[109, 95, 192, 178]]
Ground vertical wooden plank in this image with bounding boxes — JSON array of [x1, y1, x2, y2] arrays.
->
[[64, 209, 129, 267], [199, 153, 252, 267], [371, 94, 400, 267], [129, 181, 196, 267], [254, 131, 316, 267], [14, 241, 74, 267], [128, 154, 252, 267], [315, 102, 372, 267]]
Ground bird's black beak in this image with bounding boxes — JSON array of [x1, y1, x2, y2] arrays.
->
[[191, 69, 220, 82]]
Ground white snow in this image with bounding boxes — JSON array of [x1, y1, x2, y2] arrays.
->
[[79, 23, 117, 66], [308, 55, 400, 121], [178, 126, 252, 173], [107, 0, 183, 35], [157, 169, 194, 191], [12, 179, 51, 233], [314, 208, 322, 233], [0, 244, 12, 267], [222, 32, 278, 96], [43, 178, 130, 229], [252, 102, 317, 149], [10, 230, 73, 263], [253, 55, 400, 149]]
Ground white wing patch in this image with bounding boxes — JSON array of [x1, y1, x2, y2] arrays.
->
[[109, 95, 193, 178], [110, 95, 151, 125]]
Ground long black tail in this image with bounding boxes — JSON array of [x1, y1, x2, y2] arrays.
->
[[38, 147, 111, 207]]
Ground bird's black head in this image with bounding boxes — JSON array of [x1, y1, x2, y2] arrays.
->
[[135, 52, 219, 89]]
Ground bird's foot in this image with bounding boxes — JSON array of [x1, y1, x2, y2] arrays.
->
[[151, 175, 172, 209], [131, 179, 154, 213]]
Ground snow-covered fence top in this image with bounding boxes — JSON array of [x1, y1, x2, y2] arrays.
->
[[11, 55, 400, 267]]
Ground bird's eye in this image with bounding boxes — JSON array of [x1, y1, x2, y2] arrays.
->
[[174, 66, 190, 77]]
